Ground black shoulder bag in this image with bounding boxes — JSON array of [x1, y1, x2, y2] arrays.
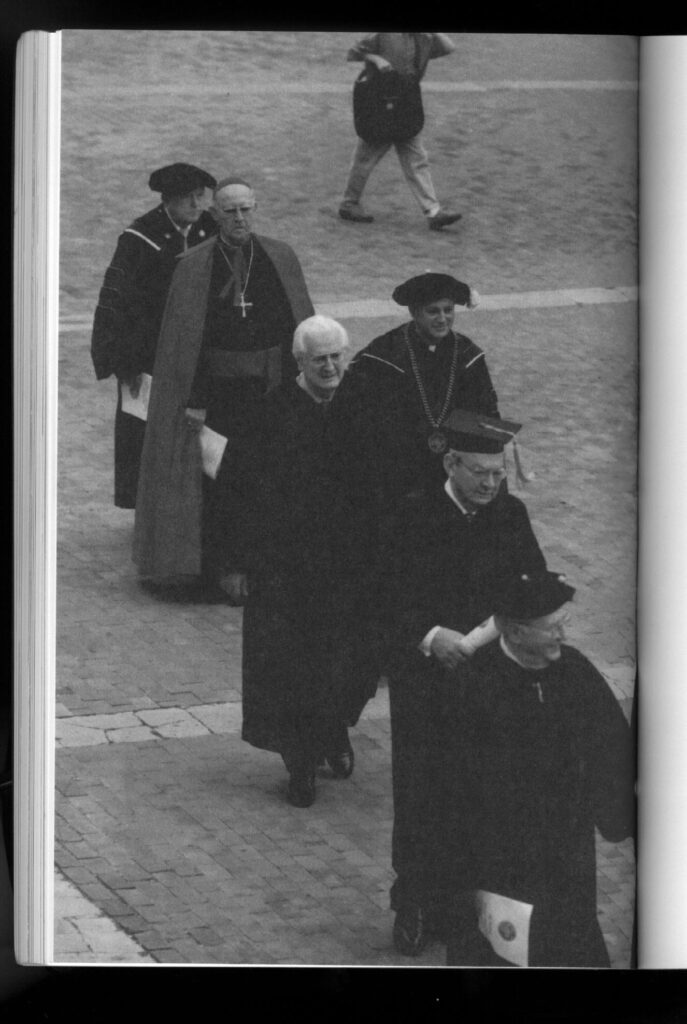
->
[[352, 42, 425, 147]]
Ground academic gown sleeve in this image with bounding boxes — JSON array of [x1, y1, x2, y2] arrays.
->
[[570, 650, 636, 843], [91, 230, 153, 381], [377, 493, 547, 651]]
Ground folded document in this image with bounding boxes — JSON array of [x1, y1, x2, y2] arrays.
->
[[120, 373, 152, 421], [199, 426, 228, 480], [476, 890, 533, 967]]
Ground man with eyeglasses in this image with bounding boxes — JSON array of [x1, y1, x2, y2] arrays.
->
[[441, 571, 634, 967], [377, 408, 547, 957], [133, 177, 314, 599]]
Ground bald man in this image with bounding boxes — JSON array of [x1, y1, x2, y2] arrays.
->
[[133, 178, 314, 597]]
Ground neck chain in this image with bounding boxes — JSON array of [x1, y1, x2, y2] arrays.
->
[[218, 238, 254, 317], [404, 324, 458, 453]]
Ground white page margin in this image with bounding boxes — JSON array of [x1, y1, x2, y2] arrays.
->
[[639, 34, 687, 969]]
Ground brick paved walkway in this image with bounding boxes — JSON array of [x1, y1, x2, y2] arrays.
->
[[54, 32, 637, 968]]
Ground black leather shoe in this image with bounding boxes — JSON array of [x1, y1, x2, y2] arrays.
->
[[287, 771, 316, 808], [393, 904, 428, 957], [428, 211, 462, 231], [338, 206, 374, 223], [325, 740, 355, 779]]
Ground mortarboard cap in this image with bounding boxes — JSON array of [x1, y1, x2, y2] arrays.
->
[[392, 272, 472, 308], [149, 163, 217, 197], [445, 409, 521, 454], [493, 571, 576, 620]]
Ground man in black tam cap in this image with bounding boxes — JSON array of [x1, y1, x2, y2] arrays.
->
[[333, 272, 499, 522], [376, 408, 547, 957], [91, 163, 218, 509], [133, 177, 314, 597], [441, 571, 634, 967]]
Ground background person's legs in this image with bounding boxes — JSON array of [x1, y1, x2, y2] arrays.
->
[[340, 137, 392, 220]]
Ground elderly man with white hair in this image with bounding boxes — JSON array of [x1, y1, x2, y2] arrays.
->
[[225, 315, 380, 807]]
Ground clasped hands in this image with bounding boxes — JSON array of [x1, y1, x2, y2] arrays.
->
[[220, 573, 249, 605], [184, 407, 206, 433], [429, 627, 474, 670]]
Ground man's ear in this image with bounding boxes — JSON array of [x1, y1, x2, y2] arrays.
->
[[443, 451, 454, 474], [209, 205, 220, 223], [506, 621, 524, 643]]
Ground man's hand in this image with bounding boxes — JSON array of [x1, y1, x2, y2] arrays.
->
[[121, 373, 142, 397], [220, 573, 249, 605], [367, 55, 393, 73], [185, 407, 206, 433], [430, 627, 472, 670]]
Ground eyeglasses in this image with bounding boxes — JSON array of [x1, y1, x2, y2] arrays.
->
[[519, 614, 571, 638], [460, 463, 507, 483], [218, 205, 255, 216]]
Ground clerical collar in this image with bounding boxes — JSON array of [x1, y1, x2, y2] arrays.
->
[[297, 373, 334, 405], [444, 479, 476, 517], [218, 235, 252, 254]]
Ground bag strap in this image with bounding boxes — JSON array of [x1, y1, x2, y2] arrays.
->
[[412, 34, 421, 78]]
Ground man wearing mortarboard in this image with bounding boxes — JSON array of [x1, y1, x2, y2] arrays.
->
[[376, 408, 547, 957], [441, 571, 635, 967], [91, 162, 218, 509], [133, 177, 314, 598]]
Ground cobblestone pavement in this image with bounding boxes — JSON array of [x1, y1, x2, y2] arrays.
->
[[54, 32, 637, 967]]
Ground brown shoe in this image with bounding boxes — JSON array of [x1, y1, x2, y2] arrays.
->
[[428, 211, 462, 231]]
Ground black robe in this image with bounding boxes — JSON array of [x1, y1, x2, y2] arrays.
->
[[233, 381, 379, 761], [333, 322, 499, 510], [90, 205, 217, 508], [443, 641, 635, 967], [377, 484, 547, 917]]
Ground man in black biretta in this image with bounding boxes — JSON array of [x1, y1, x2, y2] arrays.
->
[[441, 570, 635, 967], [332, 271, 500, 580], [374, 407, 548, 956], [91, 161, 218, 509]]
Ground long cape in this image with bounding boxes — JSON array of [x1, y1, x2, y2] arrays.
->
[[132, 233, 314, 579]]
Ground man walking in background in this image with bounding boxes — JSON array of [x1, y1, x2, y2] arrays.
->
[[338, 33, 462, 230]]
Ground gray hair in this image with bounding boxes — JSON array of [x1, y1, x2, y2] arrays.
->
[[292, 315, 350, 357]]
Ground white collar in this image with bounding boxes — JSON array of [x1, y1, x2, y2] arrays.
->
[[444, 479, 474, 516]]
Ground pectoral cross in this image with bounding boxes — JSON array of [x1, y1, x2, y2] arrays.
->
[[238, 294, 253, 318]]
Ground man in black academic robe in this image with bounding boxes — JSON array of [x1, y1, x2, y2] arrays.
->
[[378, 409, 547, 956], [90, 162, 217, 508], [442, 572, 635, 968], [334, 272, 499, 511], [133, 177, 314, 595], [224, 316, 379, 808]]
